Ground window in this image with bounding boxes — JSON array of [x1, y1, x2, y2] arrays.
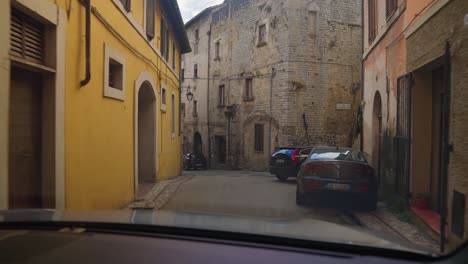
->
[[244, 78, 253, 100], [368, 0, 377, 43], [194, 64, 198, 78], [218, 85, 225, 106], [119, 0, 131, 12], [104, 43, 126, 100], [193, 100, 198, 116], [161, 87, 167, 111], [258, 24, 267, 46], [254, 124, 264, 152], [171, 93, 175, 136], [145, 0, 155, 40], [10, 9, 44, 64], [181, 68, 185, 81], [161, 18, 169, 60], [195, 29, 199, 40], [308, 11, 317, 36], [386, 0, 397, 19], [108, 59, 123, 90], [215, 41, 220, 60], [172, 40, 176, 69]]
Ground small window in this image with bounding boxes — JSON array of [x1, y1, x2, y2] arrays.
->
[[254, 124, 264, 152], [161, 87, 167, 111], [218, 85, 225, 106], [145, 0, 155, 40], [258, 24, 267, 46], [181, 68, 185, 81], [195, 29, 199, 40], [171, 93, 175, 136], [386, 0, 397, 19], [194, 64, 198, 78], [108, 59, 123, 90], [244, 78, 253, 100], [308, 11, 317, 36], [172, 40, 176, 69], [193, 100, 198, 116], [120, 0, 131, 11], [215, 41, 220, 60], [104, 43, 126, 100]]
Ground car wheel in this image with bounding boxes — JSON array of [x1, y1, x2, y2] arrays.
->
[[296, 186, 307, 206], [275, 173, 289, 182]]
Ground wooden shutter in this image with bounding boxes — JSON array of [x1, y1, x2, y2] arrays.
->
[[10, 9, 44, 64], [255, 124, 264, 152], [146, 0, 155, 39], [120, 0, 131, 11]]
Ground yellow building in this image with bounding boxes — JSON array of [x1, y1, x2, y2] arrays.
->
[[0, 0, 191, 210]]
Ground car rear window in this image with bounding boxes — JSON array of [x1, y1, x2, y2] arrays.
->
[[310, 149, 366, 162]]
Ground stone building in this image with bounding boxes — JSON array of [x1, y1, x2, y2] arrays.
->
[[182, 0, 362, 170], [363, 0, 468, 251]]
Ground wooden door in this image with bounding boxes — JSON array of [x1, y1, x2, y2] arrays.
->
[[9, 67, 42, 208]]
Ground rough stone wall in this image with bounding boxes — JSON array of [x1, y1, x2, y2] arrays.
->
[[406, 0, 468, 249], [184, 0, 362, 170], [181, 8, 214, 158]]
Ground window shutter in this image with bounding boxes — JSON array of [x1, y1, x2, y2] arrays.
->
[[10, 9, 44, 64], [146, 0, 155, 39]]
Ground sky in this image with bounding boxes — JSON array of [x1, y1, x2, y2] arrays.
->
[[178, 0, 224, 22]]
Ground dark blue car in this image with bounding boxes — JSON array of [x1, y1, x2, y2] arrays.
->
[[269, 146, 313, 181]]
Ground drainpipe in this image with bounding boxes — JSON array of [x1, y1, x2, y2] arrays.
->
[[359, 0, 364, 151], [80, 0, 91, 87], [269, 67, 275, 157], [207, 23, 212, 168]]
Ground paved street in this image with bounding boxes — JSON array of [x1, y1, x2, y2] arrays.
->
[[161, 170, 355, 225]]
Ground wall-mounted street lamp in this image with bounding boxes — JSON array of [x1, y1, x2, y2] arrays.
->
[[184, 85, 194, 102]]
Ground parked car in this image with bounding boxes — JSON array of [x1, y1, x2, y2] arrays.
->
[[183, 153, 208, 170], [296, 147, 377, 211], [270, 146, 314, 181]]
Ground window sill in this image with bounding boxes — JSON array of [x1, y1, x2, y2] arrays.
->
[[161, 104, 167, 112], [256, 41, 267, 48]]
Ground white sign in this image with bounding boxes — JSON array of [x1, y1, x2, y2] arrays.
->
[[336, 103, 351, 110], [465, 14, 468, 25]]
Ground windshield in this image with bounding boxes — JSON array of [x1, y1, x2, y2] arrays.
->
[[1, 0, 466, 258], [311, 149, 367, 163]]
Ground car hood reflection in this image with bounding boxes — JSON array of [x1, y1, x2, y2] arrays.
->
[[0, 209, 425, 254]]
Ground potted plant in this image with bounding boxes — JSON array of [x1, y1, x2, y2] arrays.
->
[[411, 193, 430, 209]]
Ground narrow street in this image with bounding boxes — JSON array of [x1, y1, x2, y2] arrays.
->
[[161, 170, 359, 225]]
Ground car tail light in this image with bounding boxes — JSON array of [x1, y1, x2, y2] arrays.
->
[[291, 149, 300, 163], [358, 186, 369, 191], [304, 164, 323, 171]]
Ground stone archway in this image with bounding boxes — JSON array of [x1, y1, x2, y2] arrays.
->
[[372, 91, 382, 184], [134, 71, 157, 197]]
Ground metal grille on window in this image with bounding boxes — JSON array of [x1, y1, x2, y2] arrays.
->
[[10, 9, 44, 64]]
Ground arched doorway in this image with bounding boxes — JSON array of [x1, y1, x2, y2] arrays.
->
[[372, 91, 382, 185], [193, 132, 202, 154], [138, 82, 156, 183]]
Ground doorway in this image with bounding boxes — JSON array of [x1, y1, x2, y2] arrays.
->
[[138, 82, 156, 183], [372, 91, 382, 185], [214, 135, 226, 164], [8, 67, 43, 208], [193, 132, 203, 154]]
